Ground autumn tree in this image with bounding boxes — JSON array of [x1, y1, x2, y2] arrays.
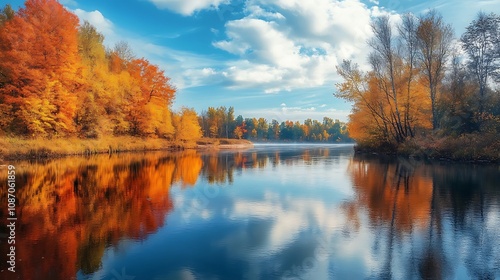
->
[[0, 5, 15, 133], [256, 117, 268, 139], [0, 2, 179, 140], [74, 21, 109, 138], [207, 107, 222, 138], [173, 107, 202, 142], [108, 41, 135, 74], [245, 117, 258, 139], [336, 60, 392, 146], [416, 10, 454, 130], [336, 14, 432, 148], [233, 124, 245, 139], [368, 16, 406, 143], [0, 0, 83, 137], [125, 58, 175, 137], [398, 13, 419, 138]]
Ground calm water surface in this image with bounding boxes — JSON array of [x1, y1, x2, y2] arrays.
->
[[0, 144, 499, 279]]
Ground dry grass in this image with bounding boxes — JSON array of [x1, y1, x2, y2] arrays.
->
[[0, 136, 254, 160], [0, 136, 181, 160], [196, 137, 253, 145], [196, 137, 253, 150]]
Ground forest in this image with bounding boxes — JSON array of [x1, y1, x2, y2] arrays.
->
[[335, 11, 500, 161], [2, 1, 498, 160], [198, 106, 351, 142], [0, 0, 349, 150], [0, 0, 200, 142]]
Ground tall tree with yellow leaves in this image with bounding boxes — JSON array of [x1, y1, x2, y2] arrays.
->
[[173, 107, 202, 142]]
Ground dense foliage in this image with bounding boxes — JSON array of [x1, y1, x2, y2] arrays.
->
[[199, 106, 351, 142], [336, 10, 500, 159], [0, 1, 200, 142]]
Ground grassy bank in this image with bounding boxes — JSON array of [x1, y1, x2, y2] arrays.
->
[[196, 138, 254, 149], [0, 136, 179, 160], [355, 132, 500, 163], [0, 137, 254, 160]]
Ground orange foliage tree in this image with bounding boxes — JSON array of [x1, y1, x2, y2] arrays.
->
[[0, 0, 82, 137], [0, 1, 185, 140], [336, 14, 432, 149], [126, 58, 176, 137]]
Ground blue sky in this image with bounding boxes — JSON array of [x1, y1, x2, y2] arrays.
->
[[6, 0, 500, 122]]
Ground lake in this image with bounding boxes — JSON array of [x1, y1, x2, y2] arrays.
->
[[0, 144, 499, 279]]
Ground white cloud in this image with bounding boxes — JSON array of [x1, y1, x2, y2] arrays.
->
[[148, 0, 229, 16], [73, 9, 114, 39], [210, 28, 219, 35], [244, 4, 285, 20], [213, 0, 391, 93]]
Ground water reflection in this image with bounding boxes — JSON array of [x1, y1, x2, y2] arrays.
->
[[0, 145, 498, 279], [345, 155, 500, 279], [199, 145, 339, 184], [0, 151, 200, 279]]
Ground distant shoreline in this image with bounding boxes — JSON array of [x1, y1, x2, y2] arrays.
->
[[0, 137, 254, 161]]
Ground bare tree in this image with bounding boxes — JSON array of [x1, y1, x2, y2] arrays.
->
[[112, 41, 135, 62], [416, 10, 454, 130], [369, 16, 406, 143], [398, 13, 419, 137], [461, 12, 500, 114]]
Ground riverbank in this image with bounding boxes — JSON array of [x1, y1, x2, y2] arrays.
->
[[355, 133, 500, 163], [196, 138, 254, 150], [0, 137, 254, 160]]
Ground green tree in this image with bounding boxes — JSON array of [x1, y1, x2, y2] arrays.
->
[[207, 107, 222, 138], [226, 106, 235, 138], [439, 54, 479, 134], [256, 118, 268, 139], [268, 119, 280, 140], [0, 4, 14, 27]]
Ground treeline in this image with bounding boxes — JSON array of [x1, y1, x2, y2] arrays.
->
[[0, 1, 201, 141], [336, 10, 500, 160], [198, 106, 351, 142]]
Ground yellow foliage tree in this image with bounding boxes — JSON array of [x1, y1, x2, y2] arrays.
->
[[173, 107, 202, 142]]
